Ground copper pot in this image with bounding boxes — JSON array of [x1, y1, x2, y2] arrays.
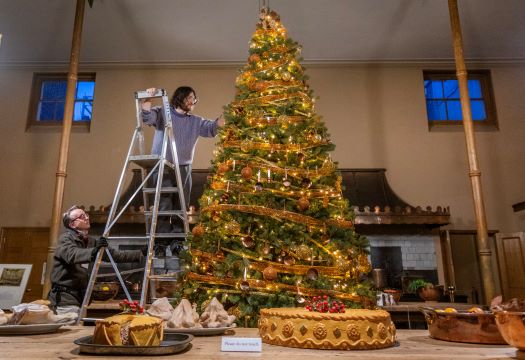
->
[[493, 311, 525, 350], [420, 307, 506, 344], [418, 286, 442, 302]]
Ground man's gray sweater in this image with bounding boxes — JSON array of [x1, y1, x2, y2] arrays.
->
[[141, 106, 219, 165]]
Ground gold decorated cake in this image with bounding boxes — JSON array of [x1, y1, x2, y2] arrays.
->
[[93, 314, 164, 346], [258, 308, 396, 350]]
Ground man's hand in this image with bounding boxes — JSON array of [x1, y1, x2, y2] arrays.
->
[[141, 87, 157, 111], [216, 113, 225, 127], [91, 237, 108, 260], [95, 237, 109, 250]]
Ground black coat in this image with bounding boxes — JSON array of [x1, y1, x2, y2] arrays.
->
[[49, 229, 143, 306]]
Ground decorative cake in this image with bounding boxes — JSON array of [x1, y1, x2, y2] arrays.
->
[[258, 308, 396, 350], [93, 314, 164, 346]]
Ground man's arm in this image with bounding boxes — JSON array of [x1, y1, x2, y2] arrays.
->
[[140, 87, 164, 126], [106, 247, 144, 263], [199, 114, 224, 137]]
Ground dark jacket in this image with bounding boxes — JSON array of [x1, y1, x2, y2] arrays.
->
[[49, 229, 143, 306]]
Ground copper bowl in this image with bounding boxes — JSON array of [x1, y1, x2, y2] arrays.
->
[[420, 307, 506, 344], [92, 282, 119, 302], [493, 311, 525, 350]]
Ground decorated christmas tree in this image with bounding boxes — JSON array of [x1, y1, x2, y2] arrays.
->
[[179, 8, 374, 326]]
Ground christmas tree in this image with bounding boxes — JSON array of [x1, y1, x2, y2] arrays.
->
[[179, 8, 374, 326]]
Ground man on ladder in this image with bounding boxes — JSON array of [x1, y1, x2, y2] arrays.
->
[[141, 86, 224, 237]]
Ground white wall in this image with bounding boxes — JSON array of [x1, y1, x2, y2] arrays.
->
[[0, 63, 524, 233]]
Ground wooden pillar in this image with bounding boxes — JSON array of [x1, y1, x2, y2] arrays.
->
[[447, 0, 496, 303], [42, 0, 86, 297]]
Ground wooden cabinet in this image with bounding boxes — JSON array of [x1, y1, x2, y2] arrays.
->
[[495, 232, 525, 299], [0, 227, 49, 302]]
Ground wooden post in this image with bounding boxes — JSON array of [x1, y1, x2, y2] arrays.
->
[[447, 0, 496, 304], [42, 0, 86, 297]]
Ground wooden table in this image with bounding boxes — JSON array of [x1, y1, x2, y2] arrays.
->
[[0, 327, 519, 359]]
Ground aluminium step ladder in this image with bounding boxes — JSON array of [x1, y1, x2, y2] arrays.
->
[[78, 89, 189, 323]]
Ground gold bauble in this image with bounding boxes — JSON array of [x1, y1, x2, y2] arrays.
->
[[192, 224, 205, 237], [224, 220, 241, 235], [281, 71, 291, 81], [296, 197, 310, 212], [262, 266, 278, 281], [295, 244, 312, 260], [227, 306, 241, 318], [241, 166, 253, 179], [336, 257, 351, 273]]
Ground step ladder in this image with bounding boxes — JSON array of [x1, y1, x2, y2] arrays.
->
[[78, 89, 189, 323]]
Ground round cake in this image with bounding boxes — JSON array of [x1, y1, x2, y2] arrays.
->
[[93, 314, 164, 346], [258, 308, 396, 350]]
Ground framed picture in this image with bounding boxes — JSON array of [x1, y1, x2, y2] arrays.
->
[[0, 264, 32, 309]]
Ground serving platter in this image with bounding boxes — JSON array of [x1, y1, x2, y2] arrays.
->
[[74, 333, 193, 355], [0, 323, 64, 335], [164, 326, 235, 336]]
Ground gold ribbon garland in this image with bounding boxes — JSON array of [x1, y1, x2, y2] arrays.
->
[[201, 204, 353, 229], [187, 272, 364, 303], [191, 249, 348, 277]]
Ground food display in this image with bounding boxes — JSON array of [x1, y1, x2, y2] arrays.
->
[[258, 307, 396, 350], [0, 300, 77, 326], [420, 306, 506, 344], [93, 314, 164, 346], [492, 297, 525, 351], [147, 297, 236, 329]]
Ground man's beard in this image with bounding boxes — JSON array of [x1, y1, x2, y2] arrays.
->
[[180, 103, 192, 113]]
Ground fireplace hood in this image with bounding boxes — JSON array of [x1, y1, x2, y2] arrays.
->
[[86, 168, 450, 227]]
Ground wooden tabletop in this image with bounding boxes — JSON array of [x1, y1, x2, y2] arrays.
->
[[0, 326, 518, 359]]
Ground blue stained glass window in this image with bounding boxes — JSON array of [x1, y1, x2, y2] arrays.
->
[[35, 75, 95, 123], [443, 80, 460, 99], [423, 72, 491, 125]]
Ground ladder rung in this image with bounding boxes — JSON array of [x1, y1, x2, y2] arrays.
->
[[107, 236, 148, 240], [135, 89, 166, 99], [147, 233, 187, 239], [144, 210, 185, 216], [129, 155, 175, 169], [148, 272, 183, 280], [143, 187, 179, 194]]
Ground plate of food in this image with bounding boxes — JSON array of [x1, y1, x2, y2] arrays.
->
[[0, 323, 64, 335], [147, 297, 237, 336], [163, 326, 235, 336]]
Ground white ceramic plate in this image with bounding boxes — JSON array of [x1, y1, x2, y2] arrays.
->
[[0, 323, 63, 335], [163, 326, 235, 336]]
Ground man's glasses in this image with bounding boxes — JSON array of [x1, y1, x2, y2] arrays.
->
[[185, 96, 198, 105], [71, 213, 89, 222]]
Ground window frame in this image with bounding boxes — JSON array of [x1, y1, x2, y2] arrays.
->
[[423, 70, 498, 131], [26, 72, 96, 131]]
